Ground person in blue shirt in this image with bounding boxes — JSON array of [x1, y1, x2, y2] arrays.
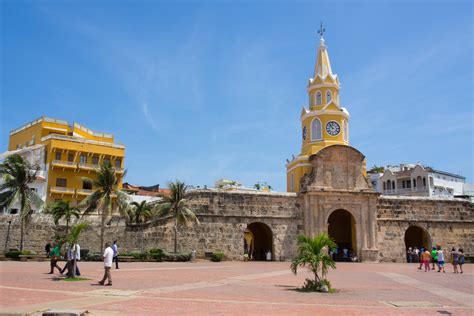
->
[[112, 240, 119, 269]]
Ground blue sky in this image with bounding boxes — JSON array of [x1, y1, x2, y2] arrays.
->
[[1, 0, 472, 191]]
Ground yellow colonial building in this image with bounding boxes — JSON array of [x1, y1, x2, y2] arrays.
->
[[286, 34, 351, 192], [6, 117, 125, 205]]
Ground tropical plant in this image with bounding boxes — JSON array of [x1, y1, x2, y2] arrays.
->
[[130, 200, 152, 252], [290, 233, 337, 292], [47, 200, 80, 236], [80, 161, 128, 251], [368, 165, 385, 174], [0, 154, 43, 250], [155, 180, 199, 253], [66, 222, 89, 278]]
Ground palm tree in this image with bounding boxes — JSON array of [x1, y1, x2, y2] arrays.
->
[[80, 161, 128, 251], [66, 222, 89, 279], [48, 200, 80, 236], [130, 200, 152, 252], [291, 233, 337, 288], [0, 154, 43, 250], [156, 180, 199, 253]]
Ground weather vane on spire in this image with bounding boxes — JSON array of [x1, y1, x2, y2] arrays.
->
[[318, 21, 326, 39]]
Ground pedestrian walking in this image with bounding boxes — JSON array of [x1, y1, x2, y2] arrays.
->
[[437, 246, 446, 273], [421, 249, 431, 272], [48, 243, 61, 274], [45, 242, 51, 258], [450, 247, 459, 274], [112, 240, 119, 269], [431, 247, 438, 270], [458, 248, 465, 274], [98, 242, 114, 286], [407, 247, 413, 263]]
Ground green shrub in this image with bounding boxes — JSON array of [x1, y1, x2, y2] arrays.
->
[[5, 251, 21, 260], [80, 249, 90, 259], [85, 252, 102, 261], [128, 251, 147, 261], [5, 250, 35, 260], [149, 248, 163, 254], [149, 248, 164, 261], [300, 278, 334, 293], [211, 251, 225, 262], [165, 252, 191, 262]]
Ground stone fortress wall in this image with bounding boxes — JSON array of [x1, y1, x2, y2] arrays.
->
[[0, 189, 472, 262]]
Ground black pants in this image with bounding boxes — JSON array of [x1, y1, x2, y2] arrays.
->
[[61, 260, 81, 276], [113, 256, 119, 269]]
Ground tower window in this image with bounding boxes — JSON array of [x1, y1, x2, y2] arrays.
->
[[311, 118, 322, 141], [290, 173, 294, 191], [316, 91, 322, 105], [343, 120, 348, 142], [326, 90, 332, 103]]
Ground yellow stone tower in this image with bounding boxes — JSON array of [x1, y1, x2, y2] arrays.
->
[[286, 27, 350, 192]]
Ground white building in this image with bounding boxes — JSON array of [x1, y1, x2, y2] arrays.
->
[[370, 164, 471, 199], [0, 144, 48, 214]]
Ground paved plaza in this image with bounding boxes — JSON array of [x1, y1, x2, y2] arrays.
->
[[0, 261, 472, 315]]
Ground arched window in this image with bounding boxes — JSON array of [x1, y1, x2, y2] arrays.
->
[[392, 181, 396, 190], [423, 177, 426, 187], [316, 91, 322, 105], [311, 118, 322, 141], [383, 182, 386, 191], [326, 90, 332, 103], [343, 120, 348, 142]]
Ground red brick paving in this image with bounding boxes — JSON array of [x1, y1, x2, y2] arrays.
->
[[0, 261, 472, 315]]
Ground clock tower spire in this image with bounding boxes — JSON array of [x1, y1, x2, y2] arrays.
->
[[286, 27, 351, 192]]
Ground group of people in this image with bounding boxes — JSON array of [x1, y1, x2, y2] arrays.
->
[[407, 245, 465, 273], [45, 240, 120, 286], [330, 247, 358, 262]]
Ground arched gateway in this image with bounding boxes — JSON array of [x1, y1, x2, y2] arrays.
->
[[244, 222, 273, 261], [328, 209, 357, 260], [300, 145, 380, 262], [405, 225, 430, 250]]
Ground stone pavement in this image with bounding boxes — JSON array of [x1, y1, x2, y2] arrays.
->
[[0, 261, 472, 315]]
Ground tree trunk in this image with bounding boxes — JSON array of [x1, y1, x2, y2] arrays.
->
[[19, 217, 24, 251], [100, 213, 105, 252], [141, 222, 144, 253], [174, 214, 178, 254], [66, 219, 69, 237]]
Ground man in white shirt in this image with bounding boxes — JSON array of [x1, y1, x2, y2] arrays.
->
[[99, 243, 114, 286]]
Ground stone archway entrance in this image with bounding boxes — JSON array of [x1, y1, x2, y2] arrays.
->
[[327, 209, 357, 261], [404, 226, 430, 250], [244, 222, 273, 261]]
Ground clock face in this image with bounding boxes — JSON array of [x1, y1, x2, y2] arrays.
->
[[326, 121, 341, 136], [302, 126, 307, 140]]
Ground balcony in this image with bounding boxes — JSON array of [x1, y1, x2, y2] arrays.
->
[[115, 167, 125, 173], [383, 186, 429, 195], [76, 189, 93, 196], [50, 187, 75, 195], [78, 163, 100, 171], [51, 160, 77, 169]]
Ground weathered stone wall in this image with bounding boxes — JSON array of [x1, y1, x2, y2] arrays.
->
[[0, 190, 302, 261], [0, 191, 472, 262], [376, 196, 474, 262]]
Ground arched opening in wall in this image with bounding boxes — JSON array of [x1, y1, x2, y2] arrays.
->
[[327, 209, 357, 261], [404, 226, 430, 252], [244, 222, 273, 261]]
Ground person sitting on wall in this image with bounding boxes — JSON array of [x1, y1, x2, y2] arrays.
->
[[342, 247, 349, 262], [349, 249, 358, 262]]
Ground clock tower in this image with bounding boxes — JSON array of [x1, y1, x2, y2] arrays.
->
[[286, 29, 350, 192]]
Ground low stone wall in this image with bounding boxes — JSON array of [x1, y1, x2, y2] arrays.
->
[[0, 190, 302, 261], [0, 191, 472, 263], [376, 196, 474, 262]]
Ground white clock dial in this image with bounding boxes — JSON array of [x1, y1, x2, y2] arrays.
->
[[326, 121, 341, 136]]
